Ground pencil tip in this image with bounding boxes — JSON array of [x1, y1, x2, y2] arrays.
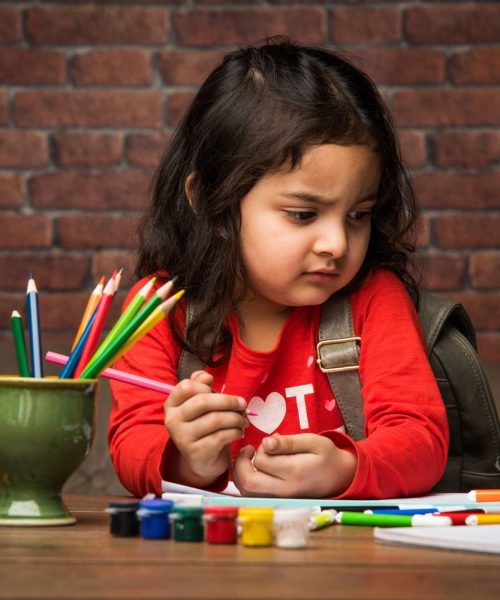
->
[[170, 275, 178, 284]]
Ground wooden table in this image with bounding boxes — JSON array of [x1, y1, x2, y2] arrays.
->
[[0, 495, 499, 599]]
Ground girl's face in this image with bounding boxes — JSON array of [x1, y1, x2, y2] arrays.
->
[[238, 143, 381, 316]]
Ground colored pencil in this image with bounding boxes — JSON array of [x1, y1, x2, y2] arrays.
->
[[26, 275, 43, 378], [70, 276, 105, 351], [79, 290, 184, 379], [86, 277, 156, 366], [468, 490, 500, 502], [47, 351, 258, 419], [113, 268, 124, 293], [73, 277, 116, 378], [81, 279, 175, 377], [47, 350, 175, 393], [59, 308, 98, 379], [10, 310, 30, 377]]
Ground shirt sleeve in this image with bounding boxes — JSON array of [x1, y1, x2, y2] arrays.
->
[[323, 270, 449, 499], [108, 279, 182, 497]]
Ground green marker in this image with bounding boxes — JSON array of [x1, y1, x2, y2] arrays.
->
[[87, 277, 156, 366], [10, 310, 31, 377], [80, 280, 175, 379], [335, 512, 452, 527]]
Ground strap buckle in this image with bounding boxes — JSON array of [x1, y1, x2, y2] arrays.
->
[[316, 337, 361, 373]]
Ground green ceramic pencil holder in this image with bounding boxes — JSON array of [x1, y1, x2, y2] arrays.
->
[[0, 376, 98, 526]]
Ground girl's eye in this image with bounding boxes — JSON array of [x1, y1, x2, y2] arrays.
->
[[284, 210, 316, 222], [348, 210, 371, 221]]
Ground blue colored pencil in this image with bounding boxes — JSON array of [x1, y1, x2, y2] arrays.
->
[[59, 308, 99, 379], [26, 274, 43, 378]]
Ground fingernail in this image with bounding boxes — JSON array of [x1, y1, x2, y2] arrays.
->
[[264, 437, 276, 451], [237, 397, 246, 409]]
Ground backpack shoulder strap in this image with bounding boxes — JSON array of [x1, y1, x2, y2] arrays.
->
[[417, 290, 477, 353], [317, 294, 365, 441]]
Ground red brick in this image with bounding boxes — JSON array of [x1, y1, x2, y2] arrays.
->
[[1, 214, 52, 249], [167, 91, 196, 128], [470, 252, 500, 289], [414, 172, 500, 209], [57, 214, 140, 249], [0, 174, 23, 208], [26, 6, 168, 45], [40, 293, 101, 330], [419, 252, 467, 291], [71, 50, 152, 86], [450, 48, 500, 84], [331, 8, 401, 44], [173, 8, 326, 46], [126, 132, 170, 167], [434, 214, 500, 249], [393, 89, 500, 127], [93, 251, 137, 290], [415, 215, 431, 249], [432, 131, 500, 168], [0, 131, 48, 168], [0, 91, 7, 125], [0, 8, 21, 43], [406, 4, 500, 44], [350, 48, 444, 84], [12, 90, 162, 128], [53, 132, 123, 167], [477, 333, 500, 365], [158, 50, 225, 85], [30, 172, 151, 210], [0, 49, 65, 85], [0, 253, 89, 291], [399, 130, 427, 168], [449, 292, 500, 330]]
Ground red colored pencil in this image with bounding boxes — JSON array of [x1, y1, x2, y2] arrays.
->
[[73, 277, 116, 378]]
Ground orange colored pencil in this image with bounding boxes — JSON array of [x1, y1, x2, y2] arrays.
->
[[71, 276, 105, 351], [73, 277, 116, 378]]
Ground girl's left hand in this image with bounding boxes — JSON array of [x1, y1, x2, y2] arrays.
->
[[232, 433, 357, 498]]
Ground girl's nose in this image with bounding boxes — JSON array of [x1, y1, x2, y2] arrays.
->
[[313, 225, 348, 258]]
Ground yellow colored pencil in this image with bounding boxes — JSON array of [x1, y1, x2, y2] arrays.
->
[[71, 276, 105, 351], [465, 514, 500, 526]]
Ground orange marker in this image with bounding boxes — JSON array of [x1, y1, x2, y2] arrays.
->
[[71, 276, 105, 351], [468, 490, 500, 503]]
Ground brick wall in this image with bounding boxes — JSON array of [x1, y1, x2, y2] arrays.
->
[[1, 1, 499, 367]]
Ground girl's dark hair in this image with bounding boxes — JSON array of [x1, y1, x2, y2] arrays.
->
[[137, 37, 420, 365]]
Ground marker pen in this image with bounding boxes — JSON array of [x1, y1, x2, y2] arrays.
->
[[335, 511, 453, 527]]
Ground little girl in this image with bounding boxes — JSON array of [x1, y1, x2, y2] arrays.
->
[[109, 39, 448, 499]]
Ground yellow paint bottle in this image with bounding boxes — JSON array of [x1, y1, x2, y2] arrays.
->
[[238, 507, 274, 547]]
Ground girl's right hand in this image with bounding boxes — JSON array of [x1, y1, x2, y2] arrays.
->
[[164, 371, 248, 486]]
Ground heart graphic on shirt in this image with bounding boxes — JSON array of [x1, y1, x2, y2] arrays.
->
[[247, 392, 286, 434], [324, 398, 336, 412]]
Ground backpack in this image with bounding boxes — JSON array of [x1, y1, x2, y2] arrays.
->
[[178, 291, 500, 492]]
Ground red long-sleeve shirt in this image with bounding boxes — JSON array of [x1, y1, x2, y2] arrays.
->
[[108, 269, 448, 498]]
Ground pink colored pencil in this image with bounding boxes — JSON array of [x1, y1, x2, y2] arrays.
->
[[45, 351, 257, 416]]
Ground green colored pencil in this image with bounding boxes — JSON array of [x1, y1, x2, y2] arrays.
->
[[11, 310, 31, 377], [86, 276, 156, 366], [80, 279, 174, 378]]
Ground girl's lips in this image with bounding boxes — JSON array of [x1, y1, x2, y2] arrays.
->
[[304, 271, 338, 282]]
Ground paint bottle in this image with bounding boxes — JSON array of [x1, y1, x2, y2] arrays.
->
[[203, 506, 239, 544], [106, 500, 139, 537], [273, 508, 311, 549], [136, 498, 174, 540], [169, 506, 204, 542], [238, 507, 274, 547]]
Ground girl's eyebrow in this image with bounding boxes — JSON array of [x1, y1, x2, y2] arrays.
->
[[280, 191, 378, 205]]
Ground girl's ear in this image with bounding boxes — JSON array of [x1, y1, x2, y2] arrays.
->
[[185, 172, 197, 213]]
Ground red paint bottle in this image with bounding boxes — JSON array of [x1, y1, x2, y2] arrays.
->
[[203, 506, 239, 544]]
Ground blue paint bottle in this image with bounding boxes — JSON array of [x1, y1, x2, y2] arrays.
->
[[137, 499, 174, 540]]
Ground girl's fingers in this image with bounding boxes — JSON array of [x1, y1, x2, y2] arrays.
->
[[187, 409, 248, 442], [180, 393, 247, 422], [233, 450, 285, 497], [166, 378, 214, 408]]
